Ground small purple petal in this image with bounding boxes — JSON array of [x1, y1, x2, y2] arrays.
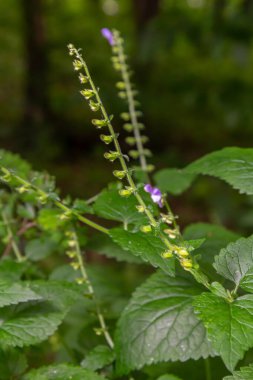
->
[[151, 193, 162, 203], [101, 28, 114, 45], [144, 184, 153, 194], [151, 187, 162, 197]]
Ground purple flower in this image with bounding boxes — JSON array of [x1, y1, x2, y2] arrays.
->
[[144, 184, 163, 208], [101, 28, 114, 46]]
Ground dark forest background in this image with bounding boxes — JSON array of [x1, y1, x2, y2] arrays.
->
[[1, 0, 253, 230]]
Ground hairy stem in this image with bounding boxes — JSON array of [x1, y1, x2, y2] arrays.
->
[[2, 212, 24, 262], [72, 230, 114, 349]]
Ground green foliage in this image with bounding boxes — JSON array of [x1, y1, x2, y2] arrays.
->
[[115, 272, 213, 375], [193, 293, 253, 371], [110, 228, 175, 275], [23, 364, 107, 380], [224, 364, 253, 380], [81, 345, 115, 371], [154, 168, 195, 195]]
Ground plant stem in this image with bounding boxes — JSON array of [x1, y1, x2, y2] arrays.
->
[[204, 358, 212, 380], [73, 47, 212, 290], [114, 31, 148, 176], [72, 230, 114, 349], [0, 168, 109, 235], [2, 212, 24, 262]]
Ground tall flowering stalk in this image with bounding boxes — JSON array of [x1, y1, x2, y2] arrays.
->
[[102, 29, 152, 177], [68, 43, 210, 289]]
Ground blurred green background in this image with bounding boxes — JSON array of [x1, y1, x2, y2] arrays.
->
[[1, 0, 253, 230]]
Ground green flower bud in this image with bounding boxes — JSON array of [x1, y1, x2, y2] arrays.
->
[[80, 89, 95, 99], [17, 185, 29, 194], [71, 262, 80, 270], [147, 164, 155, 172], [104, 151, 120, 162], [118, 91, 127, 99], [164, 229, 177, 239], [120, 112, 130, 121], [113, 63, 122, 71], [123, 123, 133, 132], [177, 248, 189, 257], [141, 136, 149, 143], [73, 60, 82, 71], [116, 81, 126, 90], [161, 251, 173, 259], [137, 123, 145, 130], [89, 100, 100, 112], [125, 137, 136, 146], [79, 73, 88, 83], [92, 119, 108, 128], [119, 188, 133, 197], [38, 194, 48, 204], [143, 149, 152, 157], [136, 205, 145, 213], [180, 258, 193, 270], [76, 277, 85, 285], [112, 46, 119, 53], [140, 225, 152, 233], [66, 250, 76, 259], [111, 56, 119, 63], [129, 150, 139, 159], [113, 170, 126, 180], [100, 134, 113, 144]]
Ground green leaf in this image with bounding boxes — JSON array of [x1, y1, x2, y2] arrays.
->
[[25, 238, 57, 261], [87, 234, 143, 264], [81, 345, 115, 371], [157, 376, 182, 380], [22, 364, 107, 380], [0, 259, 29, 281], [110, 228, 175, 276], [193, 292, 253, 371], [0, 281, 42, 307], [186, 147, 253, 194], [93, 188, 153, 226], [213, 235, 253, 290], [0, 348, 28, 379], [154, 168, 195, 195], [0, 150, 31, 177], [37, 208, 67, 231], [224, 364, 253, 379], [0, 281, 83, 348], [115, 272, 213, 375]]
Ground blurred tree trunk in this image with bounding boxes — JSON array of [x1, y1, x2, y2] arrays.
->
[[132, 0, 161, 34], [20, 0, 51, 149]]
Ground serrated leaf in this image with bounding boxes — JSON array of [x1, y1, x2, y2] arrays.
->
[[22, 363, 107, 380], [186, 147, 253, 194], [93, 188, 155, 226], [115, 272, 214, 375], [81, 345, 115, 371], [110, 228, 175, 276], [213, 235, 253, 289], [0, 282, 42, 307], [224, 363, 253, 379], [154, 168, 195, 195], [193, 292, 253, 371], [0, 281, 83, 348], [87, 234, 143, 264]]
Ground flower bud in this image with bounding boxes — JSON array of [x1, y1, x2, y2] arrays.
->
[[92, 119, 108, 128], [118, 91, 127, 99], [120, 112, 130, 121], [116, 81, 126, 90], [129, 150, 139, 159], [17, 185, 29, 194], [100, 134, 113, 144], [119, 188, 133, 197], [80, 89, 95, 99], [136, 205, 145, 213], [177, 248, 189, 257], [143, 149, 152, 157], [76, 277, 85, 285], [137, 123, 145, 130], [79, 73, 88, 83], [123, 123, 133, 132], [147, 164, 155, 172], [113, 170, 126, 180], [164, 229, 177, 239], [73, 60, 82, 71], [125, 137, 136, 146], [180, 258, 193, 269], [71, 262, 80, 270], [161, 251, 173, 259], [89, 100, 100, 111], [104, 151, 120, 162], [140, 225, 152, 233], [38, 194, 48, 204], [113, 63, 122, 71], [66, 250, 76, 259], [141, 136, 149, 143]]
